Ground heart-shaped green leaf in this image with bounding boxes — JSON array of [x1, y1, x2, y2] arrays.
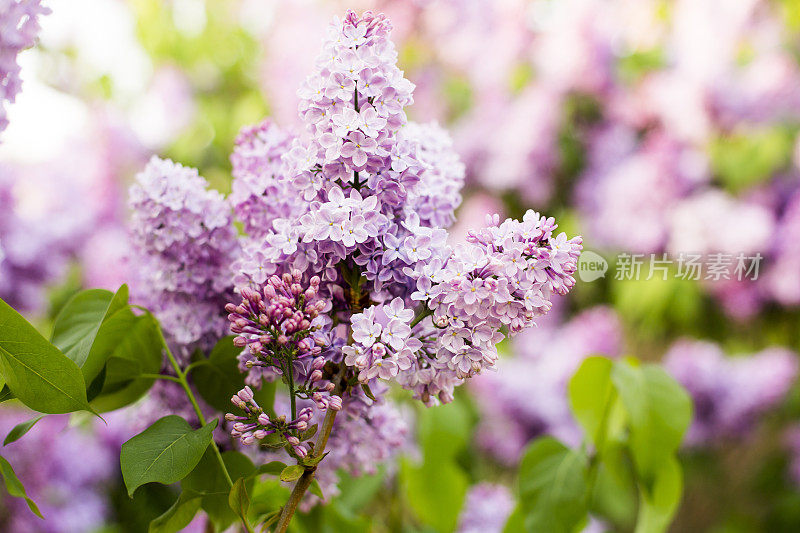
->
[[0, 298, 93, 415], [121, 415, 218, 497], [51, 286, 129, 382]]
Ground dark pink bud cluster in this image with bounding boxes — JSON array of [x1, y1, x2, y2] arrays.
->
[[226, 386, 316, 457], [225, 269, 342, 411], [226, 270, 325, 363]]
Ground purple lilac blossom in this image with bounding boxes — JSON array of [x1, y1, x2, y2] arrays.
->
[[456, 482, 514, 533], [228, 10, 582, 412], [471, 306, 622, 464], [229, 119, 297, 237], [0, 408, 116, 533], [399, 121, 465, 227], [128, 156, 239, 350], [664, 339, 798, 446], [0, 0, 50, 134]]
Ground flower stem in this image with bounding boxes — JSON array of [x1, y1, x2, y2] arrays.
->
[[157, 324, 254, 533], [409, 307, 432, 328], [273, 361, 348, 533], [138, 373, 182, 382]]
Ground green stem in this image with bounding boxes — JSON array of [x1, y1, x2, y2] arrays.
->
[[157, 325, 253, 533], [409, 307, 432, 328], [273, 363, 347, 533], [287, 354, 297, 422], [138, 373, 181, 383]]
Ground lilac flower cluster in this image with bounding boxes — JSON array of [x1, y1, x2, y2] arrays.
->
[[0, 0, 50, 134], [456, 483, 514, 533], [291, 11, 415, 200], [227, 386, 317, 457], [343, 298, 415, 381], [225, 271, 344, 413], [664, 339, 798, 446], [128, 156, 239, 348], [227, 10, 580, 416], [400, 121, 465, 227], [229, 119, 297, 237], [384, 212, 582, 403]]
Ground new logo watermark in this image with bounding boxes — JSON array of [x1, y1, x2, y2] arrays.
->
[[576, 250, 763, 282], [578, 250, 608, 282]]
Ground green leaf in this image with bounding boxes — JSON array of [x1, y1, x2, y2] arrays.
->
[[309, 479, 324, 500], [121, 415, 218, 497], [417, 400, 471, 464], [401, 399, 471, 532], [149, 491, 202, 533], [255, 461, 287, 476], [3, 416, 45, 446], [503, 505, 526, 533], [361, 383, 376, 401], [336, 468, 385, 513], [589, 444, 637, 530], [0, 386, 12, 403], [517, 437, 589, 533], [634, 456, 683, 533], [568, 356, 614, 447], [50, 286, 129, 382], [90, 311, 163, 413], [302, 451, 328, 467], [611, 361, 692, 484], [280, 464, 305, 482], [182, 449, 255, 531], [0, 298, 94, 415], [228, 477, 250, 521], [299, 424, 318, 441], [710, 127, 795, 193], [402, 457, 468, 533], [191, 336, 247, 412], [0, 454, 42, 518], [248, 478, 290, 519]]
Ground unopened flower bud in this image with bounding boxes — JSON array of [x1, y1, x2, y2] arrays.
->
[[237, 386, 254, 402], [328, 396, 343, 411], [294, 445, 308, 458]]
